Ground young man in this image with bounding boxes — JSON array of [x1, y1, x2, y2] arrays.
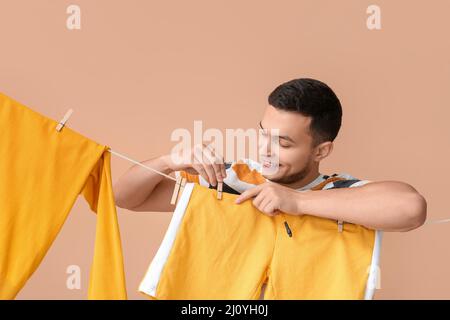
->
[[113, 78, 427, 232]]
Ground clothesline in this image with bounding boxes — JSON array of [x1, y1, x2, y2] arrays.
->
[[55, 110, 177, 182], [425, 218, 450, 225], [107, 148, 176, 182]]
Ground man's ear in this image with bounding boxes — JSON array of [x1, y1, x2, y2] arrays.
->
[[313, 141, 333, 162]]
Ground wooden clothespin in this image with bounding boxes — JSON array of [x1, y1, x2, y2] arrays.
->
[[337, 220, 344, 233], [170, 176, 187, 205], [170, 176, 223, 205], [217, 182, 223, 200], [56, 109, 73, 132]]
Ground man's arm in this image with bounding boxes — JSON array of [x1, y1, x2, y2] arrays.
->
[[113, 155, 176, 212], [296, 181, 427, 231], [236, 180, 427, 232]]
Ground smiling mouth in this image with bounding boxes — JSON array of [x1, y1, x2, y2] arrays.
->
[[263, 161, 272, 168], [262, 159, 281, 169]]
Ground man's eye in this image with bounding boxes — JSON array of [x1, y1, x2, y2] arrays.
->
[[280, 143, 291, 148]]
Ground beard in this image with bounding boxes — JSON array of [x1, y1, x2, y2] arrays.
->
[[267, 165, 310, 185]]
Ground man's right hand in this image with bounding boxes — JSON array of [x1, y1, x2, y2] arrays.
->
[[163, 143, 227, 187]]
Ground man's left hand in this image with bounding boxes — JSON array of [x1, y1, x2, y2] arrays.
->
[[234, 181, 303, 216]]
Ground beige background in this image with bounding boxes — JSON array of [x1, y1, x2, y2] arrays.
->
[[0, 0, 449, 299]]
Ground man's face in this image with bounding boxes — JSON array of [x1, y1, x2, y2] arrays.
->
[[259, 105, 316, 184]]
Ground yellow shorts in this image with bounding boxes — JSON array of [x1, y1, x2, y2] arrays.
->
[[139, 182, 382, 300]]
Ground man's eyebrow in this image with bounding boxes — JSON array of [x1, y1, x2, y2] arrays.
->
[[259, 121, 295, 143]]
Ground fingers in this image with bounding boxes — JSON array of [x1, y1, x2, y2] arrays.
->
[[257, 194, 271, 213], [261, 200, 280, 216], [192, 143, 226, 187], [191, 163, 211, 186], [235, 185, 263, 204], [203, 144, 224, 186], [211, 147, 227, 180], [234, 184, 280, 216], [220, 162, 226, 180], [253, 191, 278, 216]]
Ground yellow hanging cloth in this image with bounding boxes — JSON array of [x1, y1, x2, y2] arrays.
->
[[0, 92, 127, 299]]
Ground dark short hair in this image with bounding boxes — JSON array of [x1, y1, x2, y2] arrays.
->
[[268, 78, 342, 146]]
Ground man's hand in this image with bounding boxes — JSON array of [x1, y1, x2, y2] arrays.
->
[[166, 143, 226, 187], [235, 181, 303, 216]]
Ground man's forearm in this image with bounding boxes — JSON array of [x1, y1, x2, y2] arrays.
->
[[295, 181, 427, 232], [113, 155, 173, 209]]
